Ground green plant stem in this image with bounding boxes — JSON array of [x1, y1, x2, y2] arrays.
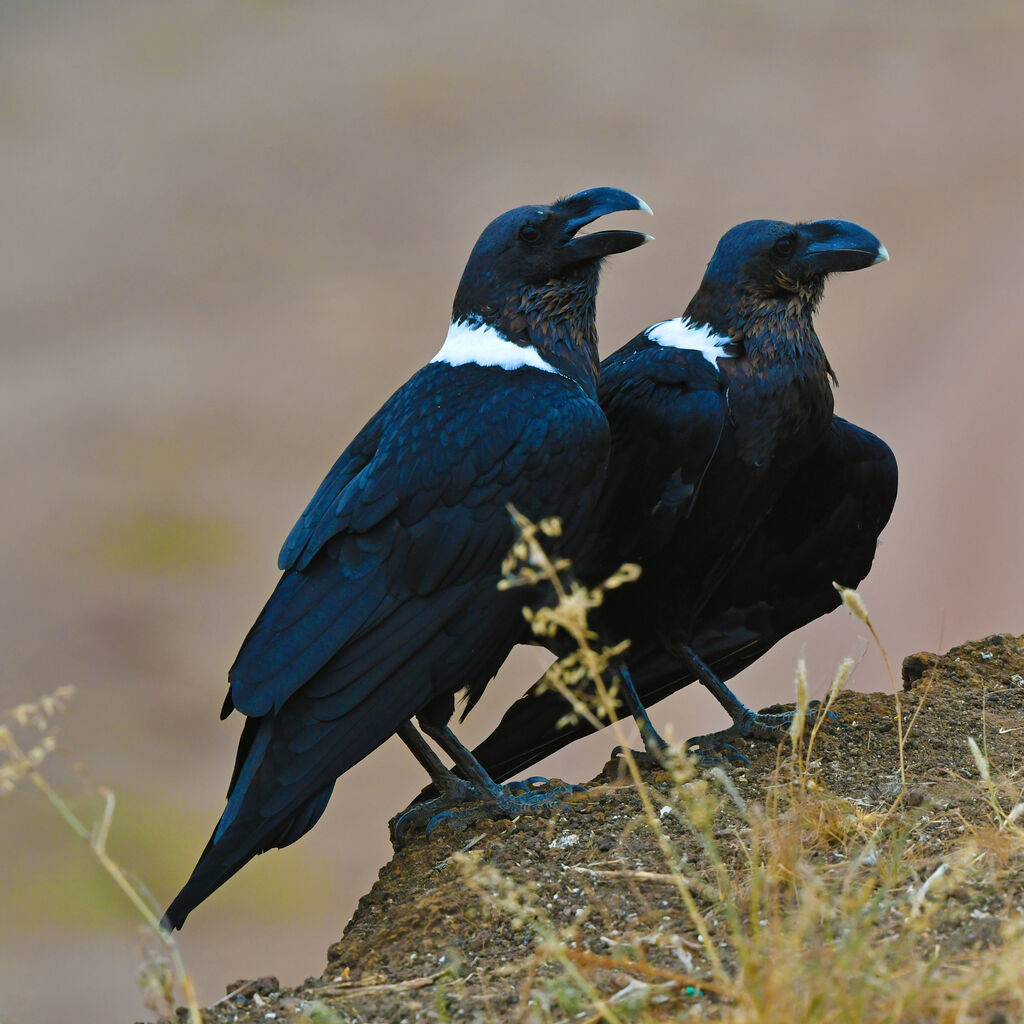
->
[[26, 765, 202, 1024]]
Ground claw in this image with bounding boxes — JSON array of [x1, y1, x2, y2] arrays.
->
[[608, 745, 675, 773], [500, 777, 583, 801], [390, 778, 576, 848], [516, 782, 581, 804], [683, 699, 839, 766], [684, 735, 751, 766], [390, 803, 433, 846], [806, 700, 841, 729], [505, 776, 552, 795], [424, 809, 472, 836]]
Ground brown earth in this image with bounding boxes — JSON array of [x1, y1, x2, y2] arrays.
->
[[179, 634, 1024, 1024]]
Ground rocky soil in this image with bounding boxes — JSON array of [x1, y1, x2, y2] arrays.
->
[[169, 634, 1024, 1024]]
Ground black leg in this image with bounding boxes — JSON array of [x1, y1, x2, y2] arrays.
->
[[390, 718, 579, 846], [391, 722, 486, 844], [420, 718, 582, 807], [674, 643, 832, 756], [616, 664, 670, 757], [675, 645, 758, 729], [416, 718, 516, 802], [396, 721, 474, 798]]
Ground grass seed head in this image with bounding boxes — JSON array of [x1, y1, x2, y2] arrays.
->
[[834, 582, 870, 624]]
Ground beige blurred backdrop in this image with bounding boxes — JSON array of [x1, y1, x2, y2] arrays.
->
[[2, 2, 1022, 1020]]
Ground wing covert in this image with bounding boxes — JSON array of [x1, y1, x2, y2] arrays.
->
[[232, 365, 607, 719]]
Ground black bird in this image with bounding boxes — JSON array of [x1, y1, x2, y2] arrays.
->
[[461, 219, 895, 780], [161, 187, 651, 929], [467, 418, 896, 781]]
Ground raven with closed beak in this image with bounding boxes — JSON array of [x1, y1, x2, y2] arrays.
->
[[463, 219, 896, 780]]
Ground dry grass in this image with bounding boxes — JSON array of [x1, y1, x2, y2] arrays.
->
[[12, 516, 1024, 1024], [453, 514, 1024, 1024], [0, 688, 202, 1023]]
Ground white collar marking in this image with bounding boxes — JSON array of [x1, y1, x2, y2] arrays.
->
[[646, 317, 734, 369], [431, 319, 560, 375]]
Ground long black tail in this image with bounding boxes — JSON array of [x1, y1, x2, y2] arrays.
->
[[160, 666, 416, 929], [161, 779, 334, 931]]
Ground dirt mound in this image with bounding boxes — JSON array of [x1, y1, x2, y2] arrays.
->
[[185, 634, 1024, 1024]]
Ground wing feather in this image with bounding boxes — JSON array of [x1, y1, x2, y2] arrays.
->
[[229, 364, 607, 720]]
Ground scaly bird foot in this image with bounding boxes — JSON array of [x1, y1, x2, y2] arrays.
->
[[504, 776, 585, 798], [389, 778, 579, 848], [685, 700, 838, 764], [681, 734, 752, 766], [609, 744, 674, 773], [733, 699, 839, 742]]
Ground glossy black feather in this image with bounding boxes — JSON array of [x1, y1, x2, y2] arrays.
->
[[164, 369, 608, 928], [589, 335, 727, 573], [462, 219, 894, 782], [162, 187, 650, 929], [468, 417, 896, 782]]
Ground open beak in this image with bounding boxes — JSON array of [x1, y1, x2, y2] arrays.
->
[[556, 186, 654, 262]]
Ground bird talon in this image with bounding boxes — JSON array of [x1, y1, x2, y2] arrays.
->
[[716, 744, 751, 766], [685, 737, 751, 767], [804, 701, 840, 728], [519, 784, 578, 806], [390, 805, 431, 847], [495, 783, 578, 814], [608, 744, 673, 773], [504, 775, 551, 795], [424, 809, 473, 837], [683, 723, 754, 765], [391, 777, 576, 848]]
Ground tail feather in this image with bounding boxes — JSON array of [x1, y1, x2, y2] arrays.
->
[[161, 780, 335, 931]]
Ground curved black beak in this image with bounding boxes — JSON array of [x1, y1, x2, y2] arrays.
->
[[801, 220, 889, 274], [556, 186, 653, 262]]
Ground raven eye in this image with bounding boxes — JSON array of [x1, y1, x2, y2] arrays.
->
[[518, 223, 543, 244], [772, 236, 796, 259]]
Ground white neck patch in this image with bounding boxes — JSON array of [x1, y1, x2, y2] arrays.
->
[[646, 317, 734, 369], [431, 319, 560, 375]]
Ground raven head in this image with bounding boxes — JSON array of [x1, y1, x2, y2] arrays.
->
[[453, 188, 652, 313], [451, 188, 652, 391], [690, 219, 887, 327]]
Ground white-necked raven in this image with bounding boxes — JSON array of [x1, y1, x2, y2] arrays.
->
[[162, 187, 651, 929]]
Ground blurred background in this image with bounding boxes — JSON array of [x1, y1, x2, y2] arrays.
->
[[2, 1, 1022, 1020]]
